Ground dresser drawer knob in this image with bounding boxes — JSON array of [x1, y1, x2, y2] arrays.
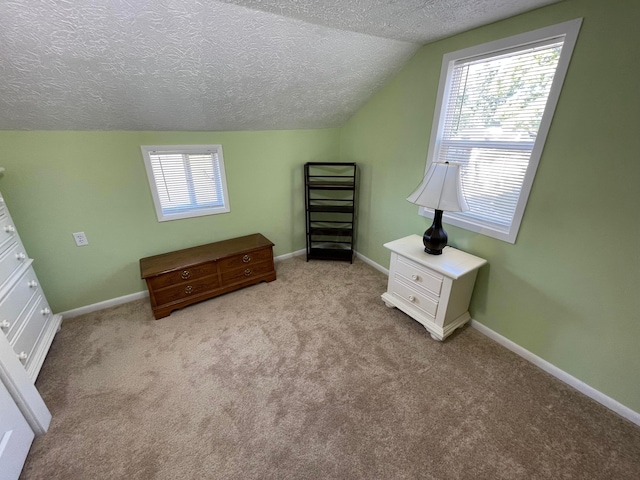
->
[[184, 285, 194, 294], [244, 268, 252, 276], [27, 280, 38, 288], [41, 307, 51, 315], [408, 295, 415, 302], [15, 252, 26, 261], [411, 274, 419, 281], [3, 225, 15, 233], [0, 320, 10, 330], [181, 270, 191, 280], [17, 351, 28, 363], [242, 255, 251, 263]]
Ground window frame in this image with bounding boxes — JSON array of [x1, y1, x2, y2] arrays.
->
[[141, 144, 231, 222], [419, 18, 582, 243]]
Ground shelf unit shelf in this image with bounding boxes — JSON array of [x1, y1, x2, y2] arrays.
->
[[304, 162, 357, 263]]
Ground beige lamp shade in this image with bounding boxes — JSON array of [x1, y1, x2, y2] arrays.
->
[[407, 162, 469, 212]]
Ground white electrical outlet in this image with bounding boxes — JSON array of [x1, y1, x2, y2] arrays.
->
[[72, 232, 89, 247]]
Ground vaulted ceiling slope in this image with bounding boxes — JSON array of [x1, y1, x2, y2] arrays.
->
[[0, 0, 560, 131]]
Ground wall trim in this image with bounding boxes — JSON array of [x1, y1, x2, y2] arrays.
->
[[60, 291, 149, 319], [274, 248, 306, 262], [470, 320, 640, 427], [59, 247, 640, 426], [355, 251, 389, 275]]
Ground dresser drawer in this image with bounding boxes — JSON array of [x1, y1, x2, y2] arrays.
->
[[152, 275, 220, 306], [11, 294, 52, 369], [0, 194, 7, 220], [390, 278, 439, 319], [217, 247, 273, 271], [147, 262, 218, 290], [221, 261, 274, 285], [0, 286, 41, 344], [0, 213, 20, 252], [0, 239, 29, 289], [0, 267, 40, 333], [395, 255, 443, 297]]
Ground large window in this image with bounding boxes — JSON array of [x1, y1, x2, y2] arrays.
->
[[141, 145, 230, 222], [420, 19, 582, 243]]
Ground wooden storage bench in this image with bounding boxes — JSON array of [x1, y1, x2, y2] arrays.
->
[[140, 233, 276, 319]]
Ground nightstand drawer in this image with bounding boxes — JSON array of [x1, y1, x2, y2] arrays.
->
[[147, 262, 218, 290], [395, 255, 443, 297], [152, 275, 220, 306], [217, 247, 273, 271], [390, 278, 438, 318]]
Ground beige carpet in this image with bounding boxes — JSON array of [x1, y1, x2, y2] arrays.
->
[[20, 256, 640, 479]]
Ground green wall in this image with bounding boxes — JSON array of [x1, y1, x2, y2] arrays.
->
[[0, 129, 340, 312], [340, 0, 640, 412]]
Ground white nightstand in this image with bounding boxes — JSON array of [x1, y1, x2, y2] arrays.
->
[[381, 235, 487, 341]]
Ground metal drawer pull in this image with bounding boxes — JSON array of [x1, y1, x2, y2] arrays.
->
[[184, 285, 194, 294], [17, 351, 28, 363], [27, 280, 38, 288], [244, 268, 252, 276], [181, 270, 191, 280], [242, 255, 251, 263], [411, 274, 419, 281], [15, 252, 26, 261], [3, 225, 15, 233], [41, 308, 51, 315], [408, 295, 415, 302], [0, 320, 10, 330]]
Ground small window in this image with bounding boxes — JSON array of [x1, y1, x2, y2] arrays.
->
[[141, 145, 230, 222], [419, 19, 582, 243]]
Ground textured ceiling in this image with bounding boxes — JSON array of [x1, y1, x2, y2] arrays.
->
[[0, 0, 561, 131]]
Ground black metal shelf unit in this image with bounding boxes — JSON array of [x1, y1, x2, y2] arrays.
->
[[304, 162, 357, 263]]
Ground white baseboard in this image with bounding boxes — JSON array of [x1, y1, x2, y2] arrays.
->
[[355, 250, 389, 275], [60, 248, 640, 426], [470, 320, 640, 427], [274, 248, 306, 262], [60, 291, 149, 319]]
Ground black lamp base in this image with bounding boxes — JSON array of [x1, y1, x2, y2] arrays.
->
[[423, 209, 447, 255]]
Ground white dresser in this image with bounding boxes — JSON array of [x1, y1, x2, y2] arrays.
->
[[0, 191, 62, 380], [382, 235, 486, 341]]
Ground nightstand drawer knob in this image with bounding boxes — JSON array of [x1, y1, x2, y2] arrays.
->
[[242, 255, 251, 263], [184, 285, 194, 294], [3, 225, 15, 233], [41, 308, 51, 315], [411, 274, 419, 281], [15, 252, 26, 261], [0, 320, 10, 330], [27, 280, 38, 288], [17, 351, 28, 363], [181, 270, 191, 280], [244, 268, 252, 276], [408, 295, 415, 302]]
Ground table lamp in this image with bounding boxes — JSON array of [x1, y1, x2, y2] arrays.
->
[[406, 161, 469, 255]]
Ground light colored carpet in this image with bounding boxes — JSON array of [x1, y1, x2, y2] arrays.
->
[[20, 256, 640, 479]]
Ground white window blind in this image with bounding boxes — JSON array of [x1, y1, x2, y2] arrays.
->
[[141, 145, 230, 222], [440, 39, 562, 228], [422, 19, 582, 243]]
